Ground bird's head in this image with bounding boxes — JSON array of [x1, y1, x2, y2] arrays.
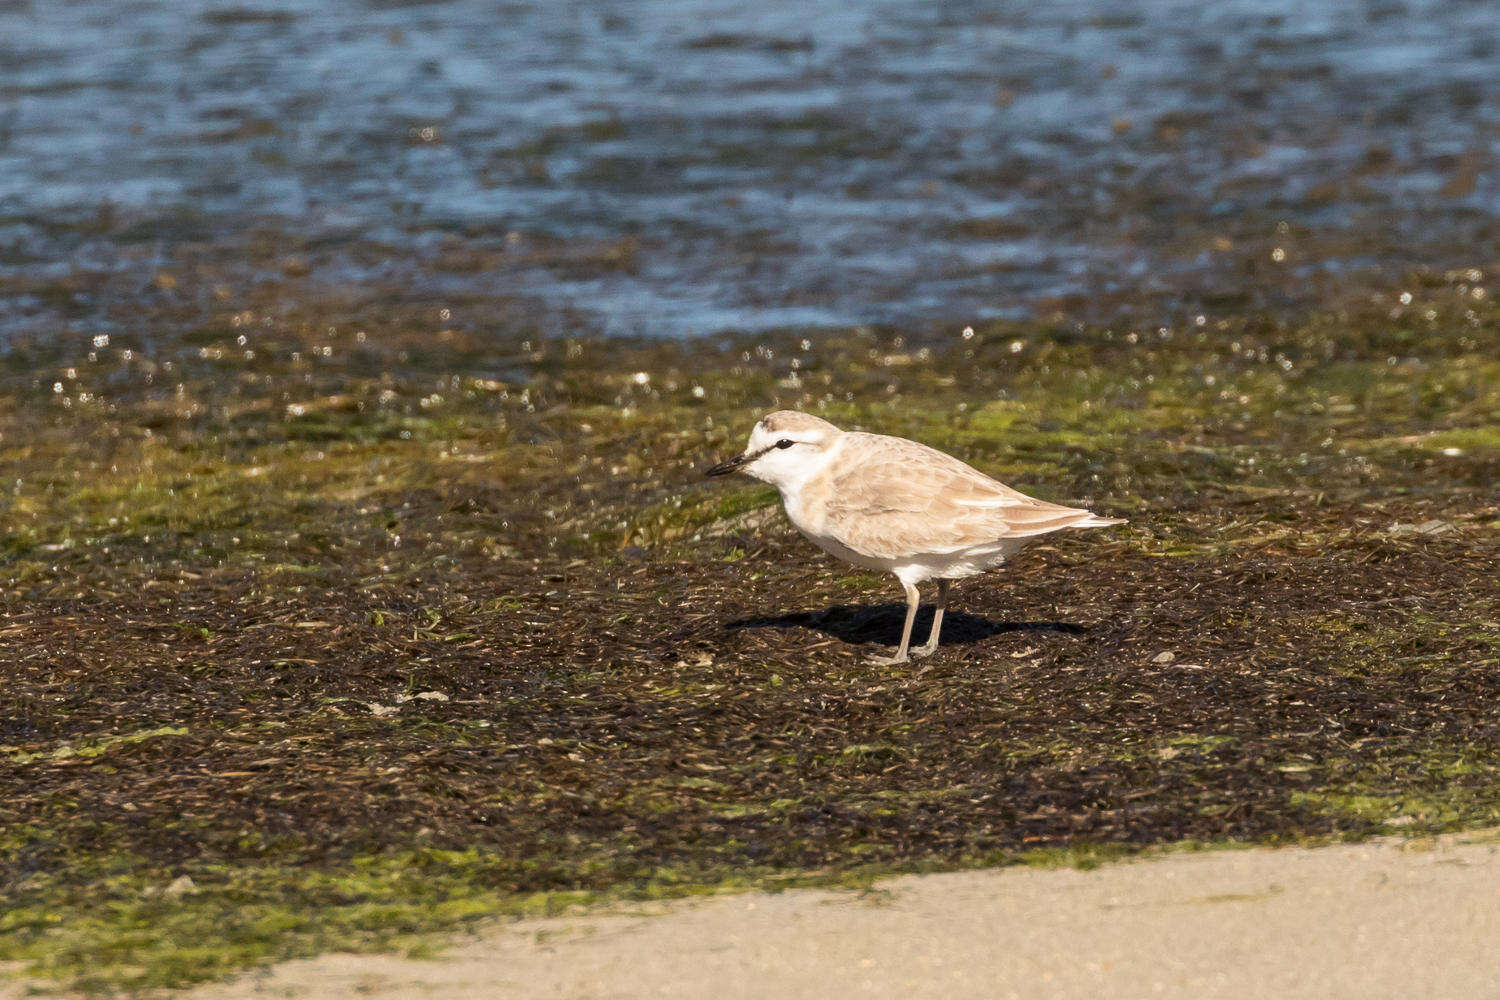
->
[[705, 410, 842, 490]]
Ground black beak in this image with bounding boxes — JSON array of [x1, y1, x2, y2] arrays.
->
[[706, 442, 777, 477], [706, 442, 776, 478], [705, 452, 752, 477]]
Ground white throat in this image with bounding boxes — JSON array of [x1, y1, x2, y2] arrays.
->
[[746, 432, 843, 502]]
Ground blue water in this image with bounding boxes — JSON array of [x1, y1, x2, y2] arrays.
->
[[2, 0, 1498, 341]]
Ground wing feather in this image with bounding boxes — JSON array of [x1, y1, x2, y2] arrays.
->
[[819, 433, 1102, 560]]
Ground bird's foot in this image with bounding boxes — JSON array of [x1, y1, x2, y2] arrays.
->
[[909, 643, 940, 660], [866, 650, 909, 666]]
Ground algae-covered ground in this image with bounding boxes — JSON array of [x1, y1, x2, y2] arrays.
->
[[2, 269, 1500, 994]]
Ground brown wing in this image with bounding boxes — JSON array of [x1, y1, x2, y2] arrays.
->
[[820, 433, 1100, 559]]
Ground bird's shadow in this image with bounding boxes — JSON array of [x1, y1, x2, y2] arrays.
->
[[726, 602, 1087, 648]]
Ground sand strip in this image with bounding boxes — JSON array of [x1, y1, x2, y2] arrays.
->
[[146, 831, 1500, 1000]]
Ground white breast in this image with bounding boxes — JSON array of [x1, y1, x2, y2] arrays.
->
[[778, 460, 901, 574]]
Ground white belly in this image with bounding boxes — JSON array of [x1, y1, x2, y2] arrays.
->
[[786, 507, 1032, 584], [795, 524, 897, 574]]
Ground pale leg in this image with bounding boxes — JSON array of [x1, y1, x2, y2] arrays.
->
[[868, 581, 920, 665], [911, 579, 949, 659]]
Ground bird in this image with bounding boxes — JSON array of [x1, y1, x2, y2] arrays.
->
[[705, 410, 1124, 664]]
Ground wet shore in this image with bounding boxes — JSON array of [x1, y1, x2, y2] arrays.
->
[[4, 1, 1500, 991], [2, 266, 1499, 991]]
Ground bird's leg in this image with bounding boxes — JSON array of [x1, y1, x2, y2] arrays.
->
[[867, 581, 920, 665], [911, 579, 950, 659]]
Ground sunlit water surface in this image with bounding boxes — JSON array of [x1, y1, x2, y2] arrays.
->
[[2, 0, 1499, 342]]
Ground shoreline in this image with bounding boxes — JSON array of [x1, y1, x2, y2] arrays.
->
[[140, 829, 1500, 1000]]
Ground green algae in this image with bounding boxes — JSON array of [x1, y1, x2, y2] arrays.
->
[[3, 728, 191, 766]]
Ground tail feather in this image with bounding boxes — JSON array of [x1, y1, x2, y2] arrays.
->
[[997, 508, 1126, 540]]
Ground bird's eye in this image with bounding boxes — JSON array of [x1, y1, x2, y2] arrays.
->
[[776, 439, 795, 449]]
